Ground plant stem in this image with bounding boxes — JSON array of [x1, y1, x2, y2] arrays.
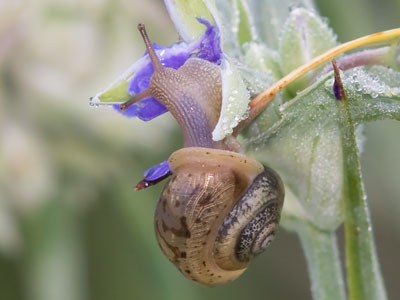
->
[[338, 99, 387, 300], [286, 219, 346, 300]]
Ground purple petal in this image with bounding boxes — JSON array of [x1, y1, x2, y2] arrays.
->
[[115, 19, 222, 121], [332, 60, 346, 100], [143, 160, 171, 181], [195, 18, 222, 65], [333, 79, 341, 100], [135, 160, 171, 190], [114, 42, 192, 121], [113, 98, 168, 120], [129, 42, 193, 96]]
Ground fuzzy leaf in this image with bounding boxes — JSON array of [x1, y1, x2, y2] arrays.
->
[[203, 0, 242, 58], [279, 8, 337, 94], [245, 65, 400, 230], [246, 75, 344, 230], [342, 66, 400, 122], [212, 58, 250, 140], [241, 0, 316, 49], [242, 41, 281, 80], [164, 0, 215, 42]]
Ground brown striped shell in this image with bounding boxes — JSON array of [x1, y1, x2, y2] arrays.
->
[[155, 147, 284, 285]]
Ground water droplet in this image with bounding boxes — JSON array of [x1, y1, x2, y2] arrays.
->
[[324, 78, 334, 88], [383, 90, 392, 97]]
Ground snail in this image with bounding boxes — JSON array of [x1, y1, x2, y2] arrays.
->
[[120, 24, 284, 285]]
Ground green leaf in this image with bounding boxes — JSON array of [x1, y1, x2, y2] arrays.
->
[[237, 0, 255, 44], [203, 0, 242, 58], [246, 75, 344, 230], [279, 8, 337, 94], [235, 60, 277, 96], [242, 41, 281, 79], [245, 64, 400, 231], [342, 66, 400, 122], [164, 0, 215, 42], [212, 58, 250, 140], [241, 0, 316, 49]]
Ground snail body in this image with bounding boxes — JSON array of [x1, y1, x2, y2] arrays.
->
[[121, 24, 285, 285]]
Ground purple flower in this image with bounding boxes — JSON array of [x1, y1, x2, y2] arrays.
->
[[332, 60, 346, 100], [195, 18, 222, 64], [122, 19, 222, 188], [113, 18, 222, 121], [135, 160, 171, 190], [143, 160, 171, 181]]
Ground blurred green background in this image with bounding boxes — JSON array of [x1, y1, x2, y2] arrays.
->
[[0, 0, 399, 299]]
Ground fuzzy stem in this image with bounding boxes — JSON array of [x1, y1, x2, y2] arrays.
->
[[338, 98, 387, 300], [285, 218, 346, 300], [313, 47, 392, 82], [300, 226, 345, 300]]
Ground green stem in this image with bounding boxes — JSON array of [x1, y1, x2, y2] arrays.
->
[[286, 219, 346, 300], [338, 99, 387, 300]]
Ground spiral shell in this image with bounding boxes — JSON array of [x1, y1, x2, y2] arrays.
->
[[154, 147, 284, 285]]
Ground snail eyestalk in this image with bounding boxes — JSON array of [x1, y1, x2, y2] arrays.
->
[[119, 89, 152, 111], [137, 23, 163, 72]]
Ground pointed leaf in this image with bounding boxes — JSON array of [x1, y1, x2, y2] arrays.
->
[[246, 76, 344, 230], [203, 0, 242, 58], [279, 8, 337, 93], [245, 63, 400, 231], [242, 41, 281, 79], [242, 0, 316, 49], [164, 0, 215, 42], [212, 58, 250, 140], [343, 66, 400, 122]]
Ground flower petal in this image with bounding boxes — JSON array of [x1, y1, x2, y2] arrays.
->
[[195, 18, 222, 64], [113, 98, 168, 120], [135, 160, 172, 190], [115, 20, 222, 121], [113, 42, 192, 120], [143, 160, 171, 181]]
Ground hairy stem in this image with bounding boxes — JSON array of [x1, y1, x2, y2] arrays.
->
[[286, 219, 346, 300], [313, 47, 393, 82]]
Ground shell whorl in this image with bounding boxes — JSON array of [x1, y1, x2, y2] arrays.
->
[[216, 167, 284, 266], [154, 148, 284, 285]]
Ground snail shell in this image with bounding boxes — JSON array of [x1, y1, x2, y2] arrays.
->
[[155, 147, 284, 285]]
